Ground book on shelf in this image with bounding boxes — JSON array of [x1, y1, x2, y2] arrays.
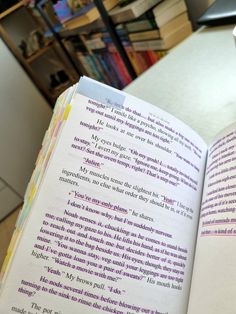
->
[[153, 0, 184, 16], [132, 20, 192, 51], [124, 10, 157, 33], [75, 33, 131, 89], [0, 76, 236, 314], [153, 0, 187, 27], [105, 42, 133, 86], [125, 17, 157, 33], [63, 0, 118, 30], [52, 0, 74, 23], [146, 50, 165, 65], [128, 12, 189, 42], [109, 0, 162, 23], [158, 11, 189, 38], [128, 29, 160, 42]]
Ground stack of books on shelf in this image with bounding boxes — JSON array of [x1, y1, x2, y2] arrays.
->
[[43, 0, 192, 89], [63, 0, 119, 30], [109, 0, 192, 67], [150, 0, 192, 50], [104, 23, 164, 76]]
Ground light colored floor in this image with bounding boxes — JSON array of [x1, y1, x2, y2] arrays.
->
[[0, 207, 21, 269]]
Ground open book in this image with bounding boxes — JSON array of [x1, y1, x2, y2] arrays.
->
[[0, 77, 235, 314]]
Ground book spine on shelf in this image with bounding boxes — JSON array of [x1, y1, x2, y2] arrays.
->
[[106, 43, 132, 86], [85, 54, 104, 82], [93, 52, 113, 86], [103, 36, 131, 88], [124, 45, 143, 75], [104, 50, 126, 89], [142, 50, 153, 66], [119, 54, 133, 85], [89, 54, 107, 84], [127, 43, 150, 74], [136, 51, 150, 70], [97, 51, 122, 89], [76, 53, 96, 80], [156, 50, 168, 59], [111, 51, 132, 86], [126, 18, 157, 33], [146, 49, 160, 64]]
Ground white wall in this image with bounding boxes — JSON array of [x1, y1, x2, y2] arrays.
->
[[0, 39, 52, 200]]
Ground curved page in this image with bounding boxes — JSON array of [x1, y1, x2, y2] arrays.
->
[[188, 122, 236, 314]]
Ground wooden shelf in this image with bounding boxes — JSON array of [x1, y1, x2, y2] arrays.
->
[[25, 41, 54, 63], [50, 78, 78, 100], [0, 1, 25, 20], [0, 1, 80, 106]]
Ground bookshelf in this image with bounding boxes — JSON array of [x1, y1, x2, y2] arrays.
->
[[35, 0, 137, 84], [0, 0, 194, 99], [0, 1, 80, 106], [34, 0, 193, 90], [0, 0, 25, 19], [25, 40, 54, 63], [94, 0, 137, 79]]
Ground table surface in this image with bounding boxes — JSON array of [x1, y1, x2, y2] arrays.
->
[[125, 25, 236, 144]]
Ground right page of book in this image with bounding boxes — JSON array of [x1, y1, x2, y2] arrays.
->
[[187, 122, 236, 314]]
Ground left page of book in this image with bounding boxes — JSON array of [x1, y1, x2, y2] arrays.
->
[[0, 78, 207, 314]]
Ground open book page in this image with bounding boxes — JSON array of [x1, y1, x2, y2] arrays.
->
[[187, 123, 236, 314], [0, 83, 207, 314]]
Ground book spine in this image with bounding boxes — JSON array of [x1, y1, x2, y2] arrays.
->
[[112, 51, 132, 86], [98, 51, 122, 88], [106, 43, 132, 85], [90, 54, 108, 84], [95, 52, 113, 86], [156, 50, 168, 59], [124, 46, 143, 76], [143, 51, 154, 67], [133, 39, 165, 51], [146, 50, 160, 64], [105, 51, 126, 88], [126, 18, 157, 33], [136, 51, 150, 70], [106, 42, 131, 87], [77, 53, 97, 80], [133, 0, 162, 18], [130, 45, 148, 73], [154, 0, 187, 27], [84, 54, 103, 81], [111, 0, 161, 23]]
